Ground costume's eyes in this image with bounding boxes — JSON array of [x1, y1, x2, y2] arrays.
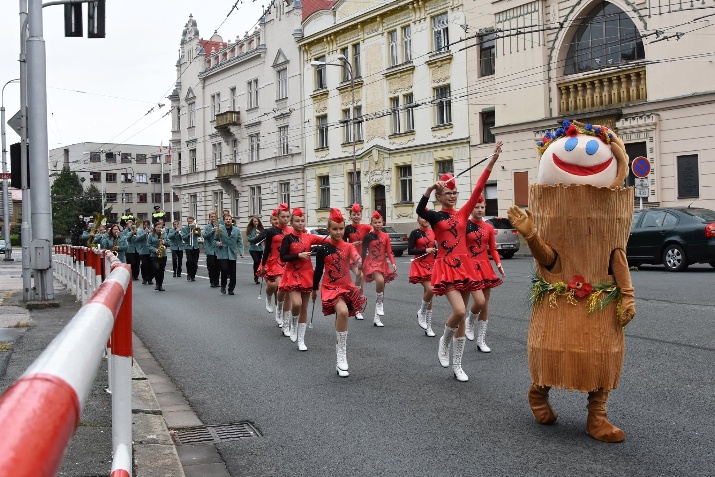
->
[[565, 137, 578, 151], [585, 140, 600, 155]]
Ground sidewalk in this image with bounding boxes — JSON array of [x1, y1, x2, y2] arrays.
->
[[0, 260, 184, 476]]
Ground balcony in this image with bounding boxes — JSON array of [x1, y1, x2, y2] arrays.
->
[[558, 66, 646, 115], [215, 111, 241, 129], [217, 163, 240, 179]]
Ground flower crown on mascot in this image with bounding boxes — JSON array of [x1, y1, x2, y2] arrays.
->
[[507, 120, 636, 443]]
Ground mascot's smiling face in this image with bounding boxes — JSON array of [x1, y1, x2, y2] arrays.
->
[[538, 133, 618, 187]]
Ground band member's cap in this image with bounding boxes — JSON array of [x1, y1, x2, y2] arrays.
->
[[372, 210, 382, 220], [350, 203, 361, 214], [329, 208, 344, 223]]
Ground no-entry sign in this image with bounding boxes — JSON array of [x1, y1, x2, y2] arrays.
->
[[631, 156, 651, 178]]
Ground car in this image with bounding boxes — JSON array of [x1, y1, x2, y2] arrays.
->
[[485, 217, 520, 259], [307, 227, 329, 240], [627, 207, 715, 272], [382, 226, 408, 256], [0, 239, 6, 254]]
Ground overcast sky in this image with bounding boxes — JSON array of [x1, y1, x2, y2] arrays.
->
[[0, 0, 266, 150]]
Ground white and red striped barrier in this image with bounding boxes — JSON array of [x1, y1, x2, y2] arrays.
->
[[0, 247, 134, 477]]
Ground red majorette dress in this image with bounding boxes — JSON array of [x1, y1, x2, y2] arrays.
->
[[278, 232, 326, 293], [408, 227, 436, 284], [361, 230, 398, 283], [345, 223, 372, 257], [313, 239, 367, 317], [259, 224, 294, 283], [416, 169, 492, 296], [466, 218, 503, 289]]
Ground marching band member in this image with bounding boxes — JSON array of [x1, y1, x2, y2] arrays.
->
[[361, 211, 397, 327], [313, 208, 366, 377], [279, 208, 324, 348], [202, 211, 221, 288], [147, 222, 168, 291], [181, 216, 201, 282], [257, 204, 293, 328], [215, 213, 244, 295], [135, 220, 154, 286], [123, 219, 140, 280], [344, 203, 372, 320], [168, 220, 184, 278], [246, 216, 265, 285], [408, 216, 437, 337], [98, 224, 128, 263], [416, 141, 502, 382]]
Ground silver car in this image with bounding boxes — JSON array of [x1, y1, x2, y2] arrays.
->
[[485, 217, 520, 259]]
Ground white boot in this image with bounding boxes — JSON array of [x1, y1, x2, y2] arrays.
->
[[452, 337, 469, 382], [375, 292, 384, 316], [336, 331, 349, 377], [355, 311, 364, 320], [465, 312, 478, 341], [373, 311, 384, 327], [265, 295, 274, 313], [417, 300, 428, 330], [297, 323, 308, 351], [425, 310, 435, 337], [476, 320, 491, 353], [290, 315, 299, 342], [282, 309, 291, 337], [438, 325, 457, 367], [275, 301, 283, 326]]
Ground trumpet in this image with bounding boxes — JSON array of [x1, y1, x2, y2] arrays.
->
[[131, 224, 137, 236], [193, 225, 201, 236], [157, 233, 166, 258]]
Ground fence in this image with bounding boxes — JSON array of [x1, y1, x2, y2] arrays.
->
[[0, 246, 134, 477]]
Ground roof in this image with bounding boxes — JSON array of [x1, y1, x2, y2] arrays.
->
[[199, 39, 227, 56], [302, 0, 335, 21]]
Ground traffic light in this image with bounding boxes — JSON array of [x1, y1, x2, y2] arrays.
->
[[10, 142, 30, 189], [87, 1, 106, 39], [64, 4, 83, 37]]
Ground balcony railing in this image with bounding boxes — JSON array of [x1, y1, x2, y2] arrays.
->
[[217, 163, 240, 178], [215, 111, 241, 129], [558, 66, 646, 115]]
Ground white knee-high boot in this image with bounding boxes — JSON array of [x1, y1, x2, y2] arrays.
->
[[438, 325, 457, 367], [290, 315, 299, 342], [465, 312, 479, 341], [452, 337, 468, 382], [425, 310, 435, 337], [275, 300, 284, 326], [476, 320, 491, 353], [336, 331, 349, 377], [297, 323, 308, 351]]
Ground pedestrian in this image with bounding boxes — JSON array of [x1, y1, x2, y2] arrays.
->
[[147, 222, 168, 291], [215, 213, 244, 295], [257, 204, 293, 329], [181, 216, 201, 282], [279, 208, 325, 348], [168, 220, 184, 278], [246, 216, 265, 285], [97, 224, 128, 263], [135, 220, 154, 286], [313, 208, 366, 377], [465, 197, 505, 352], [416, 141, 502, 382], [361, 211, 397, 327], [344, 203, 372, 320], [408, 216, 437, 337], [202, 211, 221, 288]]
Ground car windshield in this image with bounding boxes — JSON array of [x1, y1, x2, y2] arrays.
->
[[685, 208, 715, 222], [487, 218, 514, 230], [311, 228, 329, 235], [382, 227, 398, 233]]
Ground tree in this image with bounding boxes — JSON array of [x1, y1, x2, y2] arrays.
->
[[82, 184, 103, 218], [51, 166, 85, 236]]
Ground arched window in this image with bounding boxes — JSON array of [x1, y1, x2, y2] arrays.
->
[[565, 2, 644, 75]]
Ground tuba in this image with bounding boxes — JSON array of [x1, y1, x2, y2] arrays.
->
[[87, 212, 105, 248], [157, 232, 165, 258]]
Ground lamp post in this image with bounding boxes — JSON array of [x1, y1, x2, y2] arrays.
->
[[310, 55, 358, 205], [1, 79, 19, 261]]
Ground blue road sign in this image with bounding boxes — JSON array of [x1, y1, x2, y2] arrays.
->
[[631, 156, 651, 178]]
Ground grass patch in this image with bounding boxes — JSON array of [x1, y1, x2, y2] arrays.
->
[[8, 321, 32, 328], [0, 342, 12, 352]]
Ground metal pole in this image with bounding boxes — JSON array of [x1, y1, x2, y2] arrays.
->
[[161, 153, 165, 211], [19, 0, 32, 301], [27, 0, 54, 300], [1, 79, 19, 262]]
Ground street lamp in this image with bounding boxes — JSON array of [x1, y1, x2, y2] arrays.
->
[[1, 79, 20, 261], [310, 54, 358, 205]]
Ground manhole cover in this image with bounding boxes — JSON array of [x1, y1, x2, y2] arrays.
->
[[171, 422, 261, 445]]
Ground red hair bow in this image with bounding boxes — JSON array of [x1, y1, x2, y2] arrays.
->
[[329, 208, 344, 223], [278, 203, 289, 212], [292, 207, 304, 217], [271, 209, 278, 217], [351, 203, 362, 213], [371, 210, 382, 220], [440, 173, 456, 190]]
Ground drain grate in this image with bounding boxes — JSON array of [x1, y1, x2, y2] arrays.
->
[[171, 422, 261, 445]]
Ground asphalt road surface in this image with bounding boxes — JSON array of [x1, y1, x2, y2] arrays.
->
[[133, 254, 715, 476]]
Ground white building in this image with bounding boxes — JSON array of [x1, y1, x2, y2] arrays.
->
[[170, 5, 305, 229], [49, 142, 174, 223]]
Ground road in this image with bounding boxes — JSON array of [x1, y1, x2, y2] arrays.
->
[[132, 253, 715, 476]]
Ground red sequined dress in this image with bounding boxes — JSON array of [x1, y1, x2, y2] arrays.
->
[[279, 232, 326, 293], [259, 225, 294, 282], [361, 230, 398, 283], [466, 218, 503, 289], [313, 239, 367, 316], [408, 227, 436, 284], [345, 223, 372, 257]]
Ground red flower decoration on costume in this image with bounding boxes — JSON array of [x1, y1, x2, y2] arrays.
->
[[351, 203, 362, 214], [440, 173, 456, 190], [292, 207, 304, 217], [329, 208, 344, 223], [568, 275, 592, 298], [566, 124, 579, 137]]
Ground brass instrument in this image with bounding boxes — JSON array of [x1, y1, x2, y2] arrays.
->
[[87, 212, 105, 248], [131, 224, 137, 236], [157, 232, 166, 258], [193, 225, 201, 235], [111, 236, 119, 256]]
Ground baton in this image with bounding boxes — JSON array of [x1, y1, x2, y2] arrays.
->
[[309, 295, 316, 329], [258, 276, 264, 299], [444, 153, 495, 184], [410, 252, 430, 262]]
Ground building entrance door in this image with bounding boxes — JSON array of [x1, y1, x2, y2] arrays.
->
[[373, 185, 386, 218]]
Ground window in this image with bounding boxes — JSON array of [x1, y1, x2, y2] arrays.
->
[[389, 30, 399, 66], [163, 172, 170, 183], [352, 44, 361, 77], [136, 212, 148, 221], [176, 106, 181, 130], [565, 2, 645, 75], [106, 172, 117, 182], [437, 160, 454, 177], [151, 155, 160, 164], [189, 149, 197, 172], [90, 171, 101, 182], [211, 93, 220, 117], [434, 85, 452, 126], [348, 171, 362, 204], [343, 109, 352, 143], [164, 192, 171, 204], [90, 152, 100, 162], [354, 106, 363, 141], [138, 193, 148, 204], [249, 134, 260, 162], [230, 87, 237, 110], [109, 213, 118, 222], [340, 47, 350, 82], [404, 93, 415, 132], [398, 166, 412, 203], [277, 69, 288, 100], [317, 115, 328, 149], [216, 92, 221, 114], [123, 193, 133, 203], [213, 191, 223, 212], [279, 126, 289, 155], [319, 176, 330, 209], [189, 194, 198, 219], [280, 181, 290, 207], [677, 154, 699, 199], [178, 152, 182, 174], [188, 102, 196, 127], [173, 193, 180, 203], [390, 97, 401, 134], [135, 173, 147, 184], [105, 152, 116, 163], [136, 154, 147, 164], [315, 56, 327, 89], [479, 33, 496, 76], [403, 26, 412, 62], [433, 13, 449, 52], [121, 172, 132, 183], [249, 186, 262, 216], [121, 153, 132, 163], [481, 111, 495, 143], [106, 193, 117, 203], [233, 139, 239, 162], [150, 174, 161, 183], [247, 79, 259, 109], [233, 191, 240, 216], [212, 142, 222, 167], [152, 193, 161, 204]]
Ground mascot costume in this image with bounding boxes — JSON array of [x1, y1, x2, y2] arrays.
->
[[507, 120, 636, 443]]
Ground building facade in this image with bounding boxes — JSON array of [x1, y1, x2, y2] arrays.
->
[[170, 5, 305, 229], [48, 142, 174, 223]]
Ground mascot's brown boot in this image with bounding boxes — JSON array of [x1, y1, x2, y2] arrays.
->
[[528, 385, 557, 425], [586, 389, 625, 443]]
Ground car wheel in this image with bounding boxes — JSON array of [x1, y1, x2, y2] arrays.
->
[[501, 251, 515, 259], [393, 250, 403, 257], [662, 244, 688, 272]]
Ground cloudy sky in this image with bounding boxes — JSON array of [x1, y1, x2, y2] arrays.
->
[[0, 0, 266, 149]]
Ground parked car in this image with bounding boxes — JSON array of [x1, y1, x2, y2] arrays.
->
[[627, 207, 715, 272], [0, 239, 5, 254], [307, 227, 329, 240], [382, 226, 408, 256], [485, 217, 520, 259]]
